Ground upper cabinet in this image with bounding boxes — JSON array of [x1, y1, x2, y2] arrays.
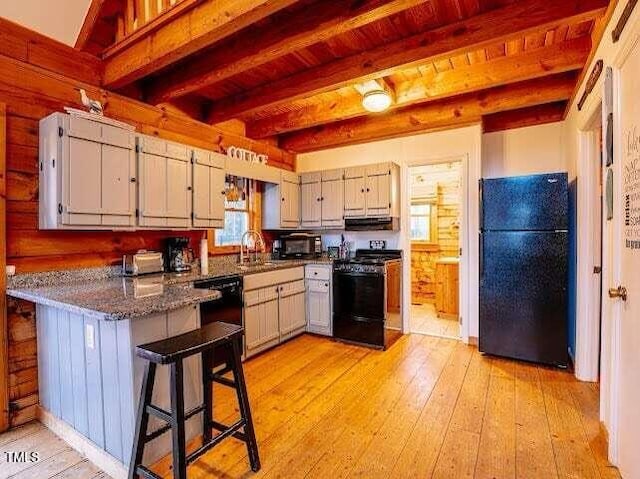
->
[[137, 135, 192, 228], [344, 162, 400, 218], [192, 148, 226, 229], [263, 171, 300, 230], [300, 169, 344, 229], [39, 113, 137, 229]]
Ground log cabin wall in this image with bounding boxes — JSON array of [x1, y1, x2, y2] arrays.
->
[[410, 162, 461, 305], [0, 18, 295, 428]]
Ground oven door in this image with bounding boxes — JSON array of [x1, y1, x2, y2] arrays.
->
[[333, 270, 385, 319]]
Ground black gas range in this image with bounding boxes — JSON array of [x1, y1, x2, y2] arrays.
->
[[333, 250, 403, 350]]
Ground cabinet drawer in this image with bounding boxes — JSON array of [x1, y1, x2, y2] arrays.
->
[[305, 265, 331, 281]]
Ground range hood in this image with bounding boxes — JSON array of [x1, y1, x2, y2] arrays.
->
[[345, 217, 399, 231]]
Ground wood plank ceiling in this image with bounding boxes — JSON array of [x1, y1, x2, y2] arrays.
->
[[78, 0, 612, 152]]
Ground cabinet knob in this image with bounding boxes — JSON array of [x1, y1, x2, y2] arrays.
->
[[187, 186, 192, 191], [325, 283, 329, 287], [317, 197, 320, 202], [282, 197, 285, 202], [361, 188, 365, 193], [366, 188, 370, 192], [221, 191, 226, 195], [130, 177, 136, 183], [314, 272, 318, 275]]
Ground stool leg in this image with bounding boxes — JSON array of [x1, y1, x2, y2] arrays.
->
[[170, 359, 187, 479], [231, 338, 261, 472], [201, 350, 213, 444], [128, 361, 156, 479]]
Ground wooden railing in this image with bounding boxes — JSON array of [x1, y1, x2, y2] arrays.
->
[[105, 0, 200, 57]]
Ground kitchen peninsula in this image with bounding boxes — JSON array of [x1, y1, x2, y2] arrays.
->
[[5, 258, 319, 478]]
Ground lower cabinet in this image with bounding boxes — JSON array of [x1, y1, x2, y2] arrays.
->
[[305, 264, 333, 336], [243, 268, 307, 358]]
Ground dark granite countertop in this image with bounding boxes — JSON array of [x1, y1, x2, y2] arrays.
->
[[6, 258, 335, 320], [7, 278, 223, 321]]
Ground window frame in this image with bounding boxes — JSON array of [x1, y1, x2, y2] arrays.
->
[[410, 199, 438, 246]]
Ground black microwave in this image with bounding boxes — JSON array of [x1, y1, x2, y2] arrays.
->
[[277, 234, 322, 259]]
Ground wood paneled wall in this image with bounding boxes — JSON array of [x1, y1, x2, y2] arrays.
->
[[411, 163, 461, 305], [0, 17, 295, 428]]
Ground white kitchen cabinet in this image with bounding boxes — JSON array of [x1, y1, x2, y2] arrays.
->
[[344, 167, 366, 218], [321, 169, 344, 228], [243, 267, 307, 358], [278, 280, 307, 341], [301, 170, 344, 228], [343, 162, 400, 219], [39, 113, 136, 229], [300, 172, 322, 228], [137, 135, 192, 228], [305, 264, 332, 336], [192, 148, 226, 229], [262, 171, 300, 229], [244, 286, 281, 357]]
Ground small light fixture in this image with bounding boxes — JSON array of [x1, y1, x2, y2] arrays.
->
[[362, 89, 392, 113]]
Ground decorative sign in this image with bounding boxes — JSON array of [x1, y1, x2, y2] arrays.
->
[[613, 0, 638, 43], [577, 60, 603, 111], [226, 146, 268, 165], [624, 128, 640, 248]]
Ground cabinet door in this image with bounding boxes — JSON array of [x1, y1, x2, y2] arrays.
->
[[321, 178, 344, 226], [301, 180, 322, 227], [67, 136, 101, 216], [166, 157, 190, 221], [101, 144, 135, 217], [307, 280, 331, 335], [344, 174, 366, 217], [140, 152, 168, 221], [281, 180, 300, 226], [244, 287, 280, 356], [193, 163, 225, 227], [209, 166, 226, 223], [366, 173, 391, 216], [279, 295, 306, 336]]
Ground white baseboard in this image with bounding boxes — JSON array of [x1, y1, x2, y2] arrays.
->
[[37, 406, 127, 479]]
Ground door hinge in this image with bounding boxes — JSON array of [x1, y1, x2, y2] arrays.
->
[[594, 266, 602, 274], [58, 203, 63, 214], [135, 144, 140, 153], [191, 212, 194, 219], [135, 208, 139, 218], [459, 247, 463, 256], [52, 158, 56, 168], [58, 126, 64, 137], [389, 202, 391, 208]]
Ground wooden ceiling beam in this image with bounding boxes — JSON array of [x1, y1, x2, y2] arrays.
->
[[247, 36, 590, 138], [483, 101, 567, 133], [102, 0, 300, 89], [279, 72, 577, 153], [206, 0, 608, 123], [146, 0, 431, 104], [75, 0, 107, 51]]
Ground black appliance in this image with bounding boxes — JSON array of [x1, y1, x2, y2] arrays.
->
[[345, 217, 399, 231], [333, 249, 402, 350], [278, 233, 322, 259], [194, 275, 243, 365], [165, 237, 194, 273], [479, 173, 569, 367]]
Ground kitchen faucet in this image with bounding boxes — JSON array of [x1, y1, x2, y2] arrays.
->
[[240, 230, 266, 265]]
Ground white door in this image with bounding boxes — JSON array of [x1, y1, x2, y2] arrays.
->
[[301, 180, 322, 227], [193, 163, 225, 227], [344, 167, 366, 217], [67, 136, 101, 215], [613, 34, 640, 478], [366, 173, 391, 215], [210, 166, 226, 223], [281, 179, 300, 225], [279, 280, 306, 336], [140, 152, 168, 221], [307, 279, 331, 335], [321, 178, 344, 226], [166, 157, 190, 222]]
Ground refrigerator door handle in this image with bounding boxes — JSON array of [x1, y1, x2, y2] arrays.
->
[[479, 233, 484, 282]]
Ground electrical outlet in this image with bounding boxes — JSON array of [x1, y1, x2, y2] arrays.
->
[[86, 324, 95, 349]]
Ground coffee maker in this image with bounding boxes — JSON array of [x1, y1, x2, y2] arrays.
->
[[165, 237, 194, 273]]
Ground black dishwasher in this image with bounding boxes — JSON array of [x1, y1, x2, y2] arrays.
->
[[194, 275, 243, 365]]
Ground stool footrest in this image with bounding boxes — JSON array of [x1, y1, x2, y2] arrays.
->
[[135, 465, 162, 479], [146, 404, 172, 424], [187, 419, 246, 465], [145, 405, 207, 443], [211, 420, 247, 442], [211, 374, 237, 388]]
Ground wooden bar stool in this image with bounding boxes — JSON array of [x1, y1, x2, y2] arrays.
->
[[128, 322, 260, 479]]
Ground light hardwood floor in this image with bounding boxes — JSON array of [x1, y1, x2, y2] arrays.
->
[[0, 334, 619, 479], [412, 303, 460, 338]]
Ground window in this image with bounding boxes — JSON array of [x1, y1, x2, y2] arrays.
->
[[215, 178, 250, 246], [410, 201, 436, 243]]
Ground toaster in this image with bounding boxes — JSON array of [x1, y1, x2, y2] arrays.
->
[[123, 250, 164, 276]]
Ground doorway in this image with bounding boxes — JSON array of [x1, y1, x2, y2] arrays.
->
[[409, 161, 462, 339]]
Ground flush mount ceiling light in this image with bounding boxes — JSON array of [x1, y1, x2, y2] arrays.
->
[[362, 89, 392, 113]]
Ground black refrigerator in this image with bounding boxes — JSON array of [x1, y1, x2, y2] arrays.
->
[[479, 173, 569, 367]]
